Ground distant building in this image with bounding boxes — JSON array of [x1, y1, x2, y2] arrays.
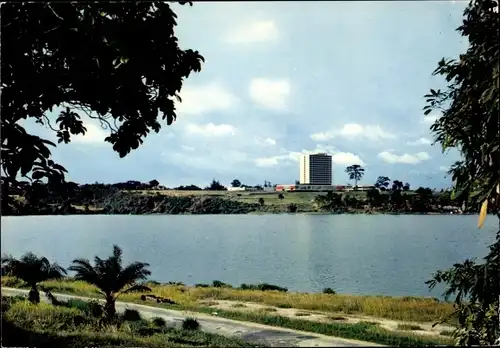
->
[[299, 153, 332, 185]]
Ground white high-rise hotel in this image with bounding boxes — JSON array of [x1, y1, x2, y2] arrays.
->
[[299, 153, 332, 185]]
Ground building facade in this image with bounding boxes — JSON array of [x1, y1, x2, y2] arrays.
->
[[299, 153, 332, 185]]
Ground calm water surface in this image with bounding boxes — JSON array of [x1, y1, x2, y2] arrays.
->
[[1, 214, 496, 298]]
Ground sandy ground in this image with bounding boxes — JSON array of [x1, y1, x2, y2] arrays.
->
[[199, 299, 455, 338]]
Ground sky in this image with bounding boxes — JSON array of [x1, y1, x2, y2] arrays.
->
[[25, 1, 470, 189]]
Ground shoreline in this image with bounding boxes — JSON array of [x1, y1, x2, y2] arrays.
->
[[3, 210, 479, 217]]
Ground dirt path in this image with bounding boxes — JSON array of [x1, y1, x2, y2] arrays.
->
[[200, 299, 455, 338], [2, 287, 382, 347]]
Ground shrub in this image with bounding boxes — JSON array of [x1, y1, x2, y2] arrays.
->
[[239, 283, 287, 292], [152, 316, 167, 327], [397, 323, 423, 331], [182, 317, 200, 331], [212, 280, 232, 288], [195, 283, 209, 288], [5, 300, 85, 331], [123, 309, 142, 322], [323, 287, 336, 295]]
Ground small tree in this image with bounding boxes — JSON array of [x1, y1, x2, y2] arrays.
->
[[403, 182, 410, 191], [205, 179, 226, 191], [69, 245, 151, 322], [278, 193, 285, 200], [1, 252, 66, 304], [345, 165, 365, 189], [258, 197, 265, 206], [374, 176, 391, 190], [230, 179, 241, 188], [149, 179, 160, 188]]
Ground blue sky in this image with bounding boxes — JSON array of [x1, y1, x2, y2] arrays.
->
[[26, 1, 469, 189]]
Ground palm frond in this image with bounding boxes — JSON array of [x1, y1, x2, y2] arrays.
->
[[114, 261, 151, 292]]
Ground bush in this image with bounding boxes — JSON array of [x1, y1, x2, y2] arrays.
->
[[212, 280, 232, 288], [239, 283, 287, 292], [182, 317, 200, 331], [152, 316, 167, 327], [123, 309, 142, 322], [323, 287, 336, 295], [5, 300, 86, 331], [195, 283, 209, 288]]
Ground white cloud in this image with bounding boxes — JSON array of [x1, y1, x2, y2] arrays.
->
[[407, 137, 432, 146], [227, 20, 279, 44], [255, 136, 276, 146], [377, 151, 431, 164], [249, 78, 290, 111], [421, 113, 439, 125], [311, 123, 395, 142], [331, 152, 365, 166], [184, 123, 236, 137], [439, 165, 449, 172], [176, 83, 238, 115], [255, 156, 281, 167], [254, 144, 364, 167], [72, 123, 109, 145]]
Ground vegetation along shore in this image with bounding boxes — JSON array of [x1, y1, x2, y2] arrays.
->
[[3, 177, 487, 216], [1, 246, 457, 347]]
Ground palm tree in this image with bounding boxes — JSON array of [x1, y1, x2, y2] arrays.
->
[[345, 164, 365, 190], [1, 252, 66, 304], [68, 245, 151, 321]]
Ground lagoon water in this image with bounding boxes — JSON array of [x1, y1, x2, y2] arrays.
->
[[1, 214, 496, 298]]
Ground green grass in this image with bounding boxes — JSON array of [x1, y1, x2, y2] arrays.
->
[[1, 287, 455, 347], [1, 296, 260, 347], [397, 323, 423, 331], [439, 330, 455, 337], [184, 306, 455, 347], [1, 277, 455, 323], [295, 312, 312, 316]]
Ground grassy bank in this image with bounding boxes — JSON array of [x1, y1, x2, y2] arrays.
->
[[1, 277, 453, 323], [1, 277, 456, 346], [1, 295, 258, 348]]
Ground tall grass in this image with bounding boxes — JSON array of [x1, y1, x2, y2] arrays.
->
[[1, 276, 454, 322], [2, 296, 260, 347]]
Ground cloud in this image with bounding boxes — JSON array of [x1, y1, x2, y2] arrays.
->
[[227, 20, 279, 44], [407, 137, 432, 146], [421, 113, 440, 125], [377, 151, 430, 164], [255, 136, 277, 146], [72, 123, 109, 145], [439, 165, 449, 172], [184, 123, 236, 136], [176, 83, 238, 115], [254, 144, 364, 167], [311, 123, 396, 142], [249, 78, 290, 111], [181, 145, 195, 152]]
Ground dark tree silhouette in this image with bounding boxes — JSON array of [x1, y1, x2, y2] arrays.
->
[[374, 176, 391, 190], [149, 180, 160, 188], [345, 165, 365, 189], [1, 252, 66, 304], [69, 245, 151, 321], [258, 197, 265, 206], [278, 193, 285, 200], [231, 179, 242, 188], [205, 179, 226, 191], [1, 2, 204, 212]]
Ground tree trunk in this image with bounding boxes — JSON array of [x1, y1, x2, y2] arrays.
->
[[28, 285, 40, 304], [104, 294, 116, 321]]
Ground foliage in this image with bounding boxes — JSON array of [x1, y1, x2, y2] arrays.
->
[[1, 252, 66, 303], [182, 317, 200, 331], [1, 2, 204, 209], [424, 0, 500, 345], [345, 165, 365, 189], [231, 179, 242, 188], [288, 203, 298, 213], [323, 288, 336, 295], [205, 179, 227, 191], [239, 283, 288, 292], [68, 245, 151, 321], [278, 193, 285, 200], [258, 197, 265, 206], [374, 176, 391, 191]]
